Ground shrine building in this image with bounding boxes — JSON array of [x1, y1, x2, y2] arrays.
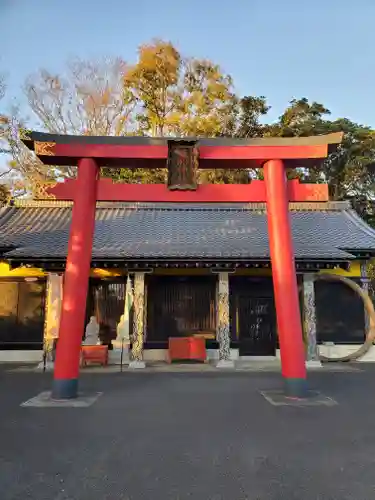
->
[[0, 132, 374, 399]]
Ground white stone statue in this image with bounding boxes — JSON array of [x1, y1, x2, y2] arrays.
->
[[116, 314, 130, 343], [110, 314, 131, 365], [83, 316, 100, 345]]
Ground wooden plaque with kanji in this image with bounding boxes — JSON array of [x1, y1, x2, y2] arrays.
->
[[167, 140, 198, 190]]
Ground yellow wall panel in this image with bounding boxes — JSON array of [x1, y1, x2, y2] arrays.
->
[[0, 262, 45, 277], [319, 261, 361, 278]]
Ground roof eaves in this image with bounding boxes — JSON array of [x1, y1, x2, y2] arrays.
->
[[343, 209, 375, 240]]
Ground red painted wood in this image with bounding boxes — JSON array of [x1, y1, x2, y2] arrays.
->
[[43, 143, 328, 162], [47, 178, 329, 202], [53, 158, 99, 388], [81, 345, 109, 367], [264, 160, 306, 382], [168, 337, 207, 362], [53, 143, 168, 159], [287, 179, 328, 202], [199, 144, 328, 160]]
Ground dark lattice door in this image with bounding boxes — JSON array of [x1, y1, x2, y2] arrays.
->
[[238, 296, 276, 356], [230, 277, 277, 356], [147, 276, 216, 342]]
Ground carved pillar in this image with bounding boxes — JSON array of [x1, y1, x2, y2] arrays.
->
[[303, 275, 321, 367], [38, 273, 63, 370], [130, 272, 146, 368], [216, 272, 234, 368], [360, 262, 370, 332]]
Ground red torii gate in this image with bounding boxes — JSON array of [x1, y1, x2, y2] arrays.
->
[[22, 132, 343, 399]]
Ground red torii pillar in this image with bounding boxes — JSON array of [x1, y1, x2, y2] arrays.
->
[[52, 158, 99, 399], [264, 160, 307, 397]]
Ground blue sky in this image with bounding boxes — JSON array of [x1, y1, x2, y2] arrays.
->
[[1, 0, 375, 126]]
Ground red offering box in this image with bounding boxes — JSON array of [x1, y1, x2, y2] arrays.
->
[[81, 345, 108, 367], [168, 337, 206, 363]]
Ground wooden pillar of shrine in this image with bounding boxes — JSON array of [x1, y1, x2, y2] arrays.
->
[[52, 158, 99, 399], [303, 274, 322, 367], [129, 272, 146, 369], [264, 159, 307, 397], [216, 272, 234, 368]]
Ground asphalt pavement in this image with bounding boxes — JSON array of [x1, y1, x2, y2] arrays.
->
[[1, 365, 375, 500]]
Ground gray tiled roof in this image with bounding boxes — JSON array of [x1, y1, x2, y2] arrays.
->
[[0, 201, 375, 261]]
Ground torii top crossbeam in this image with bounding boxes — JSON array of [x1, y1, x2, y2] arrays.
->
[[21, 131, 343, 169]]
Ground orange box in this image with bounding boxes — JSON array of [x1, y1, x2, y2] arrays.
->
[[81, 345, 109, 367], [168, 337, 206, 362]]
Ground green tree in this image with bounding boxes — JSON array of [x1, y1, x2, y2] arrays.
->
[[233, 95, 270, 138], [268, 98, 375, 200], [269, 98, 331, 138]]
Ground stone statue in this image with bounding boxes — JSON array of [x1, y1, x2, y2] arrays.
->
[[83, 316, 100, 345], [110, 314, 131, 365], [116, 314, 130, 343]]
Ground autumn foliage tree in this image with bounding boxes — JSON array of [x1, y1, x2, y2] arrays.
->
[[122, 40, 247, 183], [123, 40, 236, 138], [1, 39, 375, 202]]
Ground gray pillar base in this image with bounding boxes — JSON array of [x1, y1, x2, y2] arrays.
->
[[216, 359, 235, 369], [284, 378, 308, 398], [128, 360, 146, 369], [52, 378, 78, 399], [306, 359, 323, 369]]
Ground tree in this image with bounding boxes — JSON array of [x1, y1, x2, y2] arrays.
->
[[0, 57, 148, 193], [0, 72, 8, 154], [0, 74, 18, 197], [25, 57, 134, 139], [0, 103, 56, 198], [4, 42, 271, 188], [123, 40, 247, 183], [0, 75, 12, 202], [5, 45, 374, 195], [123, 40, 181, 137], [175, 58, 236, 137], [268, 98, 375, 199], [24, 57, 136, 181], [269, 98, 331, 138], [319, 119, 375, 201], [233, 95, 270, 138]]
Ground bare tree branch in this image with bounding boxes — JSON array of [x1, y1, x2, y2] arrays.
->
[[24, 57, 136, 141]]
